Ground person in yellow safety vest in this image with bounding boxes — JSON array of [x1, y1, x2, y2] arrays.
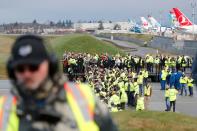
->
[[120, 71, 126, 79], [118, 78, 125, 90], [164, 58, 167, 67], [131, 70, 137, 79], [145, 55, 150, 68], [100, 88, 107, 100], [160, 68, 168, 90], [149, 55, 154, 63], [181, 55, 187, 71], [68, 57, 77, 66], [170, 58, 176, 68], [154, 56, 160, 74], [109, 91, 120, 110], [126, 58, 131, 68], [180, 74, 188, 96], [168, 57, 173, 67], [137, 72, 144, 95], [165, 86, 170, 111], [136, 94, 145, 111], [154, 56, 160, 65], [187, 76, 194, 96], [120, 88, 128, 110], [169, 86, 178, 112], [128, 79, 136, 107], [124, 79, 131, 106], [144, 82, 152, 110], [134, 57, 139, 65], [133, 78, 140, 106], [142, 68, 149, 85], [178, 56, 182, 64], [4, 35, 118, 131], [146, 55, 154, 72]]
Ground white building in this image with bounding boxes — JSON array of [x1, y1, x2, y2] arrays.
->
[[73, 21, 134, 31]]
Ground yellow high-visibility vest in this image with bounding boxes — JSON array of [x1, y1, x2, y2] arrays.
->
[[154, 58, 160, 64], [180, 77, 187, 84], [171, 61, 176, 67], [130, 83, 136, 92], [136, 97, 144, 111], [143, 71, 149, 78], [111, 107, 118, 112], [65, 83, 99, 131], [125, 82, 133, 91], [118, 81, 125, 89], [131, 72, 137, 78], [161, 70, 168, 80], [137, 75, 144, 84], [144, 86, 151, 96], [120, 90, 128, 103], [187, 78, 194, 87], [0, 83, 99, 131], [165, 89, 170, 98], [169, 88, 178, 101], [149, 56, 154, 63], [133, 82, 139, 95]]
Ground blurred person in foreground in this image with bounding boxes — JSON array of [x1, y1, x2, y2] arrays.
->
[[1, 35, 118, 131]]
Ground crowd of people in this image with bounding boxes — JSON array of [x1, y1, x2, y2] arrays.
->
[[62, 51, 194, 112]]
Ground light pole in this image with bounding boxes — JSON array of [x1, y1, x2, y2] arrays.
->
[[191, 0, 196, 39]]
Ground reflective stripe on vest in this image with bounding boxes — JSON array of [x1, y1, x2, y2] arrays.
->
[[0, 96, 19, 131], [64, 83, 99, 131]]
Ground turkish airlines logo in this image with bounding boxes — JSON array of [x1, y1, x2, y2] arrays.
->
[[143, 22, 148, 26], [178, 15, 190, 26]]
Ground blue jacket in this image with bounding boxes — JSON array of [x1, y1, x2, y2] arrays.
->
[[175, 71, 182, 83], [170, 73, 176, 85]]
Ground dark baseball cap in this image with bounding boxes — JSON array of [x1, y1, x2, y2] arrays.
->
[[11, 35, 49, 67]]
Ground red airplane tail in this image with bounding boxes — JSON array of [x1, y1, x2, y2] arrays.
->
[[173, 8, 193, 26]]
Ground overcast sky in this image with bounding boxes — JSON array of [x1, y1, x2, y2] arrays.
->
[[0, 0, 196, 25]]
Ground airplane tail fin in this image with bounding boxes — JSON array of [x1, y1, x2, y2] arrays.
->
[[148, 15, 161, 27], [172, 8, 193, 26], [141, 17, 149, 26]]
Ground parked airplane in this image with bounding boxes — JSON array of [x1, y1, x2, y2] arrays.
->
[[172, 8, 197, 34], [128, 19, 142, 33], [140, 17, 152, 30], [148, 15, 161, 28]]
